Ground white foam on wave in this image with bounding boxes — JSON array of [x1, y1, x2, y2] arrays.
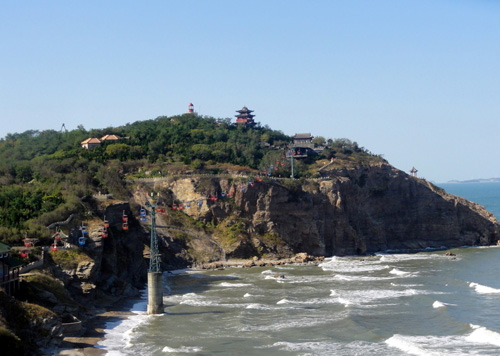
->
[[328, 287, 423, 308], [175, 292, 241, 308], [469, 282, 500, 294], [97, 299, 153, 353], [243, 292, 252, 298], [261, 269, 275, 275], [333, 274, 396, 281], [389, 268, 410, 276], [320, 256, 389, 273], [277, 298, 291, 304], [257, 340, 391, 355], [432, 300, 446, 308], [329, 290, 352, 307], [161, 345, 203, 353], [385, 334, 439, 356], [467, 324, 500, 347], [216, 282, 252, 287], [245, 303, 273, 310], [240, 311, 348, 333]]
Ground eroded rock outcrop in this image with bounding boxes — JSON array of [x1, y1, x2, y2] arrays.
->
[[150, 163, 500, 258]]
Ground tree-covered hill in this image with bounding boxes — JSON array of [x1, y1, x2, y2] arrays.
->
[[0, 113, 383, 245]]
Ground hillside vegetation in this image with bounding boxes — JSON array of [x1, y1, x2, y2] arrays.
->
[[0, 113, 383, 246]]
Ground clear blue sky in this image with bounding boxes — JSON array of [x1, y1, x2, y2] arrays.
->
[[1, 1, 499, 183]]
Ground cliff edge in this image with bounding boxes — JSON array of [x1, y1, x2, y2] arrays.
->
[[145, 162, 499, 262]]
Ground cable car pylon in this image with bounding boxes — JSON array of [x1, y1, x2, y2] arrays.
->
[[146, 193, 164, 315]]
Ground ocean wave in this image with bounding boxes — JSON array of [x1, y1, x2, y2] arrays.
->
[[277, 298, 291, 304], [389, 268, 411, 276], [161, 345, 203, 353], [469, 282, 500, 294], [329, 288, 422, 307], [216, 282, 252, 287], [378, 253, 447, 262], [320, 257, 389, 273], [97, 300, 151, 352], [333, 274, 396, 281], [432, 300, 446, 308], [260, 269, 275, 274], [257, 340, 393, 355], [245, 303, 274, 310], [385, 334, 439, 356], [466, 324, 500, 347]]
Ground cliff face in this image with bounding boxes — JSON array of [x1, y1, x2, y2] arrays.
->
[[153, 163, 499, 259]]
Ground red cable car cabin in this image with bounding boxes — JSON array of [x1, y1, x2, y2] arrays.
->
[[122, 222, 129, 231], [51, 243, 58, 252], [20, 249, 29, 259]]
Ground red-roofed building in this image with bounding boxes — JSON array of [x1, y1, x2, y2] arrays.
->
[[100, 134, 121, 142], [81, 138, 101, 149]]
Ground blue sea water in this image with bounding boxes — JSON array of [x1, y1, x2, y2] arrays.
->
[[438, 182, 500, 220], [96, 183, 500, 355]]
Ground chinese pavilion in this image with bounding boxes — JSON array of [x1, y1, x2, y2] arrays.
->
[[235, 106, 256, 127]]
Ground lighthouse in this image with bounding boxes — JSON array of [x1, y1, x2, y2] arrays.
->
[[187, 103, 195, 114]]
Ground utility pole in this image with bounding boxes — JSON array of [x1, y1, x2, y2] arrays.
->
[[146, 193, 163, 315]]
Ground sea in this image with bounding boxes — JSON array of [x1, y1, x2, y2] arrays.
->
[[97, 182, 500, 355]]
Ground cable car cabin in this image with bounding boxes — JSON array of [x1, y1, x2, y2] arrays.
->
[[172, 204, 178, 211], [156, 206, 166, 213], [140, 215, 147, 222], [78, 236, 86, 246], [178, 205, 184, 210], [101, 228, 108, 238], [23, 238, 32, 248], [122, 214, 128, 223], [122, 222, 129, 231], [140, 208, 146, 217], [20, 249, 29, 259], [103, 220, 110, 228], [197, 200, 203, 206], [80, 225, 87, 234], [51, 243, 58, 252]]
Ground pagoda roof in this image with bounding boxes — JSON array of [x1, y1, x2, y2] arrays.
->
[[292, 133, 313, 139], [236, 106, 254, 114]]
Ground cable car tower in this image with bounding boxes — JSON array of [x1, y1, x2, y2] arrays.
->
[[145, 193, 164, 314]]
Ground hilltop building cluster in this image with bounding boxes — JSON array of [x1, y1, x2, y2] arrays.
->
[[80, 134, 124, 149], [80, 104, 325, 158]]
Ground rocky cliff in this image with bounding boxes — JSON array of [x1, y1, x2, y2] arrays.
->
[[146, 163, 499, 262], [9, 162, 499, 354]]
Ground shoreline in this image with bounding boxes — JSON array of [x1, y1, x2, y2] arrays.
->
[[192, 253, 325, 270], [54, 297, 140, 356], [52, 253, 323, 355], [50, 249, 471, 355]]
